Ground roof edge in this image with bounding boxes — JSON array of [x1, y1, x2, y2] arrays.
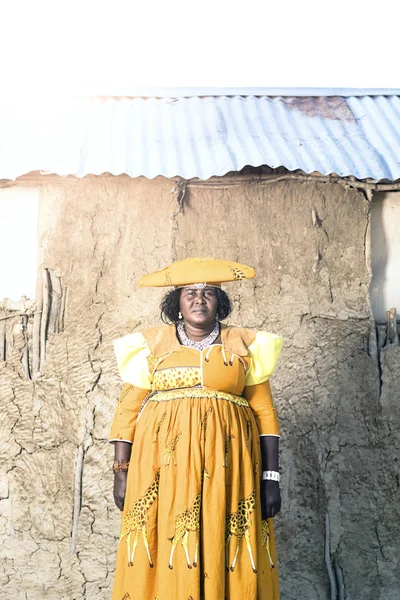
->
[[87, 87, 400, 98]]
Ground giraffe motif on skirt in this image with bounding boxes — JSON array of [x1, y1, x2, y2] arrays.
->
[[168, 469, 210, 569], [120, 469, 160, 567], [225, 489, 257, 573], [261, 519, 275, 568], [153, 412, 167, 443], [223, 434, 235, 468], [200, 407, 213, 440], [163, 432, 182, 466]]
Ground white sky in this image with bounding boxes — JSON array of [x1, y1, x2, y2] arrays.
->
[[1, 0, 399, 94]]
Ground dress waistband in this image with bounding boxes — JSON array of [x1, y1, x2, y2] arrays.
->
[[148, 387, 249, 407]]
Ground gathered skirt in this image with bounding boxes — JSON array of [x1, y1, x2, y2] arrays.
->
[[112, 390, 279, 600]]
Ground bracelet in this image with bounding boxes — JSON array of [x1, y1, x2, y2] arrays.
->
[[262, 470, 280, 482], [113, 460, 130, 473]]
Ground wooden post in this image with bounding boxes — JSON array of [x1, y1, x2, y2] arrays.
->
[[70, 445, 84, 555], [21, 315, 31, 379], [40, 269, 50, 372], [333, 555, 345, 600], [0, 311, 5, 361], [32, 273, 43, 379], [48, 271, 62, 334], [59, 285, 67, 333], [387, 308, 399, 345], [325, 512, 337, 600]]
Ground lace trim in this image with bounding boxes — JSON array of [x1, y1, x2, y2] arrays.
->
[[148, 387, 249, 407]]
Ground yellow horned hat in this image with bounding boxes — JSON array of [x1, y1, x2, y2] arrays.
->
[[138, 257, 256, 288]]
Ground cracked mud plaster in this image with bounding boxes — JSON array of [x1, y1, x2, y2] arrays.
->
[[0, 174, 399, 599]]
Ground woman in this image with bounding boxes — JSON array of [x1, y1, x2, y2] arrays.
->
[[110, 258, 283, 600]]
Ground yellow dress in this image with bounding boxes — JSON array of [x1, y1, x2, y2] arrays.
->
[[110, 324, 283, 600]]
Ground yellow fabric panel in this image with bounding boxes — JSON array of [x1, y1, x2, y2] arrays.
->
[[109, 383, 150, 443], [152, 367, 201, 391], [243, 380, 280, 436], [202, 346, 247, 395], [155, 347, 200, 369], [245, 331, 283, 386], [113, 332, 153, 388]]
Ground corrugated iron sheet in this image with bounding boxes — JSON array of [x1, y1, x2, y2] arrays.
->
[[1, 95, 400, 181]]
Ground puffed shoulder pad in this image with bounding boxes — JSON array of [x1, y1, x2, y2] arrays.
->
[[245, 331, 283, 386], [113, 332, 153, 388], [221, 325, 257, 357], [142, 324, 181, 357]]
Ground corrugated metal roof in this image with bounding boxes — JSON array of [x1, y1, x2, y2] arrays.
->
[[1, 95, 400, 181], [73, 87, 400, 98]]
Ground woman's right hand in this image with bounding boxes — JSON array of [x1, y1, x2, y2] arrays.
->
[[114, 471, 128, 511]]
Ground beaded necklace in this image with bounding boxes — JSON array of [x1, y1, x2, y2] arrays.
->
[[177, 321, 220, 351]]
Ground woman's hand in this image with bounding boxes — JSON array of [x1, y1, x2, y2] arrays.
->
[[260, 480, 281, 519], [112, 440, 132, 511], [259, 435, 281, 518], [114, 471, 128, 511]]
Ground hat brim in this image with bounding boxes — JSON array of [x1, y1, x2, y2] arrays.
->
[[138, 258, 256, 288]]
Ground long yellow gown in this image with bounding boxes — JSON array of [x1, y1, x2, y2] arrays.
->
[[110, 324, 283, 600]]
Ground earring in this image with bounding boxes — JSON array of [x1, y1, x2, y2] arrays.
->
[[178, 311, 183, 320]]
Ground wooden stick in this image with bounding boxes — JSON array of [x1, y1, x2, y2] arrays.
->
[[187, 173, 400, 192], [21, 315, 31, 379], [54, 275, 62, 333], [0, 312, 5, 361], [325, 512, 337, 600], [70, 445, 84, 555], [59, 286, 67, 333], [48, 272, 62, 334], [40, 269, 50, 372], [387, 308, 399, 345], [32, 277, 44, 379], [0, 311, 39, 322], [333, 556, 345, 600]]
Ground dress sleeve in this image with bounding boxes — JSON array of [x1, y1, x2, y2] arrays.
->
[[109, 332, 153, 444], [243, 331, 283, 436], [113, 332, 153, 388], [245, 331, 283, 386]]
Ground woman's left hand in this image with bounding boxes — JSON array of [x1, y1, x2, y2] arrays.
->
[[260, 480, 281, 519]]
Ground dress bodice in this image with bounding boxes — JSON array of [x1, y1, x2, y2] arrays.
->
[[110, 324, 283, 443], [113, 323, 283, 392], [151, 345, 249, 395]]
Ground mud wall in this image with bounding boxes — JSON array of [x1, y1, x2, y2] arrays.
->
[[0, 174, 399, 600]]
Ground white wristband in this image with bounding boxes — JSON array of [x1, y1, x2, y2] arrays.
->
[[262, 470, 280, 482]]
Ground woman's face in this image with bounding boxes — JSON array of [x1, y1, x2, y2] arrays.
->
[[179, 286, 218, 327]]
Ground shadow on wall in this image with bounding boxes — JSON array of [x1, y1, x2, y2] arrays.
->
[[278, 321, 381, 600]]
